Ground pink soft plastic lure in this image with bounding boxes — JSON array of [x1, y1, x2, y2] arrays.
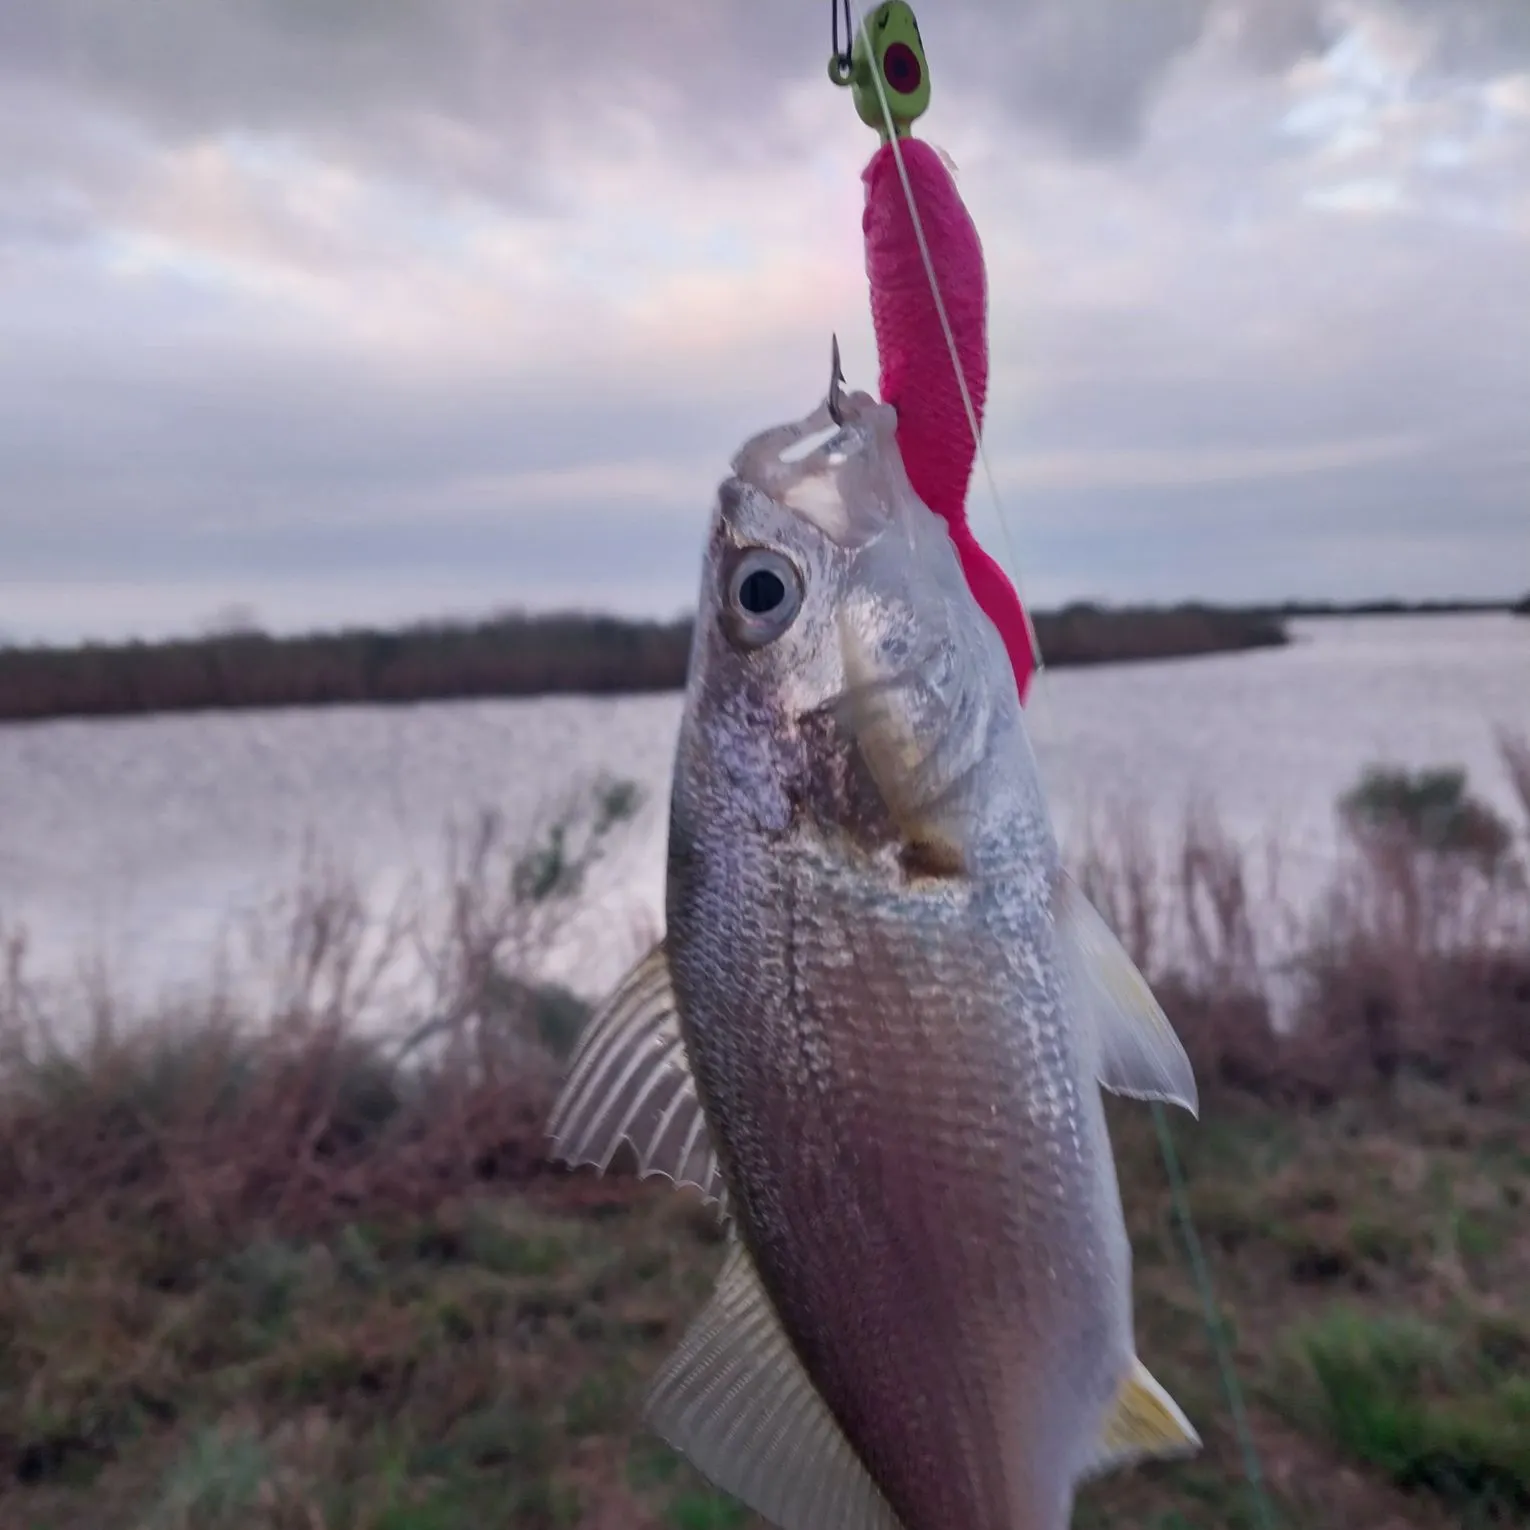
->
[[863, 138, 1037, 704]]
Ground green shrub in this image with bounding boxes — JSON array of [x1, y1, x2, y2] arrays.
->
[[1340, 766, 1511, 865]]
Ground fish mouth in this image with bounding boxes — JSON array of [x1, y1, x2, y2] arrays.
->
[[724, 387, 903, 552]]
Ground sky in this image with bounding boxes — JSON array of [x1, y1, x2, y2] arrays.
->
[[1, 0, 1527, 644]]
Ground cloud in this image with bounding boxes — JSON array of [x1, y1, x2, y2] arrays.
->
[[995, 433, 1428, 493], [1, 0, 1527, 642], [0, 0, 1336, 182], [2, 2, 1525, 185]]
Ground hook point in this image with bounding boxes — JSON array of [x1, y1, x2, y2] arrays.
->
[[827, 334, 846, 424]]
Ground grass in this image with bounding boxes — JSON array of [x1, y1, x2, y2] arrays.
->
[[1284, 1307, 1530, 1515], [0, 749, 1526, 1528], [0, 1188, 728, 1528], [8, 1092, 1525, 1530]]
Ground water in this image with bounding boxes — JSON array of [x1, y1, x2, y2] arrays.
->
[[0, 615, 1524, 1007]]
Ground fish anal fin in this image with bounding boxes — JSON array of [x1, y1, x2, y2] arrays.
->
[[1081, 1357, 1202, 1481], [1054, 873, 1199, 1117], [645, 1239, 904, 1530], [545, 938, 727, 1213]]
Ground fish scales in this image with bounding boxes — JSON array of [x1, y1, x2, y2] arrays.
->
[[670, 754, 1125, 1530]]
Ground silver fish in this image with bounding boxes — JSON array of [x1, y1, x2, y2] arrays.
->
[[548, 369, 1202, 1530]]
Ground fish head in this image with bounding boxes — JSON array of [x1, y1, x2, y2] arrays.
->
[[681, 375, 1032, 866], [696, 385, 907, 716]]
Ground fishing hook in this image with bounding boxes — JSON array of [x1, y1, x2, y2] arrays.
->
[[827, 334, 847, 424]]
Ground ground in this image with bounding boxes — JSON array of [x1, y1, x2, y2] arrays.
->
[[3, 1079, 1525, 1530]]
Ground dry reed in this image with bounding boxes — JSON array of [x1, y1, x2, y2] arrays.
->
[[2, 745, 1526, 1273], [0, 777, 642, 1268]]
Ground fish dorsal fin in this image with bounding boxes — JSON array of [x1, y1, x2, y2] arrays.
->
[[1054, 873, 1199, 1117], [1079, 1356, 1202, 1482], [646, 1238, 905, 1530], [546, 938, 726, 1212]]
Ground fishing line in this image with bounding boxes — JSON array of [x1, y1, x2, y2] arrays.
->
[[852, 9, 1273, 1523], [1153, 1102, 1277, 1530]]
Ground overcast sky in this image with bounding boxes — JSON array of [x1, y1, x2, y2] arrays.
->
[[2, 1, 1527, 643]]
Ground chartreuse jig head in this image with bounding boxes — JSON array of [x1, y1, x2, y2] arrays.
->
[[828, 1, 931, 143]]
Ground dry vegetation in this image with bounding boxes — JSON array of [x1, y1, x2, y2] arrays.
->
[[0, 748, 1527, 1529], [0, 604, 1287, 723]]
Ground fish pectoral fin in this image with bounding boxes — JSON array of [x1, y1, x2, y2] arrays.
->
[[836, 612, 966, 877], [545, 938, 727, 1214], [1055, 873, 1199, 1118], [646, 1238, 904, 1530], [1080, 1357, 1202, 1482]]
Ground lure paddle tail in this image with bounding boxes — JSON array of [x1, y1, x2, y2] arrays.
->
[[862, 130, 1037, 701]]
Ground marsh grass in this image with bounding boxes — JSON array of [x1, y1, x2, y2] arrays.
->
[[0, 777, 640, 1266], [1069, 744, 1530, 1106], [1280, 1308, 1530, 1517], [0, 750, 1526, 1528]]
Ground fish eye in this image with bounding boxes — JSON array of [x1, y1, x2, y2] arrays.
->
[[726, 548, 803, 648]]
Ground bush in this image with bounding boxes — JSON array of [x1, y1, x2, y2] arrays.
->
[[1340, 766, 1512, 868], [1065, 742, 1530, 1105]]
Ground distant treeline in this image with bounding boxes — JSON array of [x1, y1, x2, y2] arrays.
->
[[0, 614, 692, 722], [1272, 595, 1528, 617], [0, 604, 1294, 723]]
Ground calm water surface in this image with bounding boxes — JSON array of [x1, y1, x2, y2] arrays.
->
[[1, 615, 1524, 1005]]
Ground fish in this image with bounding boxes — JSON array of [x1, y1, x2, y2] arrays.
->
[[547, 363, 1202, 1530]]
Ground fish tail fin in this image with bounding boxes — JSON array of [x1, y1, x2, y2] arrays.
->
[[1080, 1356, 1202, 1482]]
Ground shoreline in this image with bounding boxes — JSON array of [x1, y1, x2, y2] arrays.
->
[[0, 603, 1289, 725], [2, 599, 1521, 727]]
